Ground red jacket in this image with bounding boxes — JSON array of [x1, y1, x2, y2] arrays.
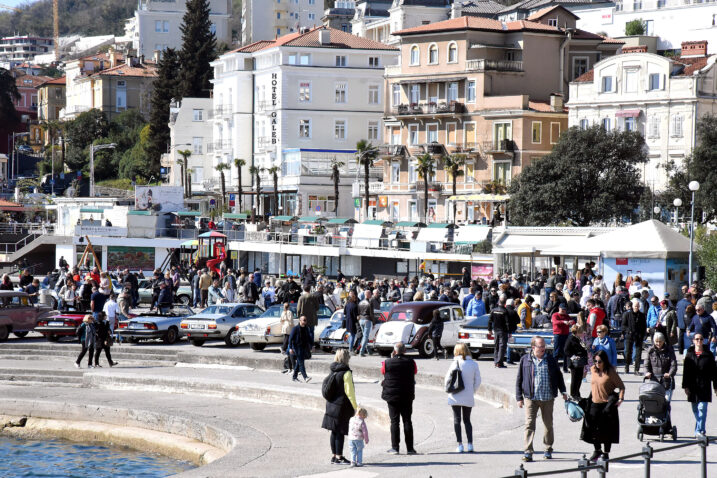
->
[[589, 307, 606, 338], [551, 311, 573, 335]]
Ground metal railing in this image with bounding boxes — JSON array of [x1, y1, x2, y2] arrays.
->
[[502, 435, 713, 478], [0, 224, 53, 255], [483, 139, 515, 152], [466, 59, 524, 72]]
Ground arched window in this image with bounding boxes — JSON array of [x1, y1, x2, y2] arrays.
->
[[447, 42, 457, 63], [428, 43, 438, 64], [410, 45, 420, 65]]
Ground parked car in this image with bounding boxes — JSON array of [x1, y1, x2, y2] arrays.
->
[[237, 302, 333, 350], [117, 306, 194, 344], [35, 312, 86, 342], [180, 303, 264, 347], [112, 279, 193, 306], [319, 309, 388, 353], [0, 290, 56, 341], [373, 301, 466, 358], [456, 313, 492, 357]]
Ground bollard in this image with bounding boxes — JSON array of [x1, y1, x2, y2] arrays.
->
[[578, 454, 589, 478], [698, 434, 709, 478], [513, 463, 528, 478], [642, 443, 653, 478], [596, 456, 608, 478]]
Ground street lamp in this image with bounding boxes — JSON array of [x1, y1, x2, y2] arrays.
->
[[653, 206, 661, 220], [688, 180, 700, 285], [89, 143, 116, 197], [673, 198, 682, 225]]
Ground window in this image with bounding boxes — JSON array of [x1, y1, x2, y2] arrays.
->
[[645, 20, 653, 35], [466, 80, 476, 103], [601, 76, 613, 93], [648, 115, 660, 138], [409, 163, 417, 183], [368, 85, 379, 104], [192, 137, 203, 154], [550, 122, 560, 144], [308, 13, 316, 20], [408, 124, 419, 145], [531, 122, 542, 143], [427, 124, 438, 143], [447, 82, 458, 102], [335, 82, 347, 103], [465, 122, 477, 148], [341, 23, 350, 32], [633, 0, 642, 9], [288, 53, 297, 65], [624, 69, 638, 93], [602, 118, 612, 131], [391, 162, 400, 184], [334, 120, 346, 141], [299, 119, 311, 138], [465, 162, 475, 182], [671, 114, 683, 137], [410, 84, 420, 104], [299, 81, 311, 102], [116, 82, 126, 112], [155, 20, 169, 33], [428, 44, 438, 64], [579, 119, 589, 130], [649, 73, 661, 90], [192, 109, 203, 121], [573, 57, 588, 80], [624, 117, 636, 131], [410, 45, 419, 65], [493, 161, 511, 185], [447, 43, 457, 63], [335, 55, 347, 67], [548, 18, 558, 27], [392, 84, 401, 106], [300, 54, 310, 65], [368, 121, 379, 141], [390, 127, 400, 145], [192, 167, 203, 184], [369, 56, 379, 67], [308, 195, 336, 214], [446, 123, 457, 146]]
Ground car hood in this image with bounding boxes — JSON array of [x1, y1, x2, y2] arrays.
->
[[185, 313, 226, 321], [376, 321, 415, 344], [239, 317, 276, 329]]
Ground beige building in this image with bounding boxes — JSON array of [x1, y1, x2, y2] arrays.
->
[[36, 76, 66, 146], [375, 13, 619, 224]]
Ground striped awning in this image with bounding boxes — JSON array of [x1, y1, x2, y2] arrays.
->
[[447, 193, 510, 202]]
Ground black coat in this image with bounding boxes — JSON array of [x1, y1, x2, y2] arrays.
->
[[321, 362, 355, 435], [580, 392, 620, 445], [381, 355, 416, 402], [288, 324, 312, 356], [621, 310, 647, 338], [564, 334, 587, 362], [343, 300, 358, 334], [682, 345, 717, 403]]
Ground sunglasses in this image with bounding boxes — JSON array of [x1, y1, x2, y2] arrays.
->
[[694, 338, 704, 341], [594, 359, 603, 364]]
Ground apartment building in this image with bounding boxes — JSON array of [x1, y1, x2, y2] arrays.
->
[[241, 0, 326, 45], [375, 14, 621, 223], [36, 76, 66, 146], [352, 0, 454, 45], [211, 26, 398, 217], [0, 35, 53, 69], [13, 73, 53, 151], [124, 0, 231, 58], [568, 41, 717, 191]]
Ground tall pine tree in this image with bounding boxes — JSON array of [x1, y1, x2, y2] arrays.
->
[[146, 48, 180, 176], [178, 0, 216, 98]]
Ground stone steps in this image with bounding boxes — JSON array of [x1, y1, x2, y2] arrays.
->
[[0, 342, 177, 357], [0, 348, 178, 363], [0, 373, 84, 388]]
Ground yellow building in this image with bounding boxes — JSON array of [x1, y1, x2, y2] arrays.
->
[[36, 76, 66, 145]]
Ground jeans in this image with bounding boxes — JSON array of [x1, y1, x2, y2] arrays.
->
[[330, 431, 345, 455], [359, 320, 372, 355], [308, 326, 315, 348], [348, 332, 356, 352], [452, 405, 473, 444], [678, 328, 687, 355], [524, 398, 554, 453], [624, 335, 644, 371], [494, 331, 508, 365], [387, 400, 414, 452], [692, 402, 708, 435], [553, 334, 569, 371], [543, 288, 554, 309], [94, 344, 113, 365], [132, 289, 139, 308], [349, 439, 364, 464], [292, 350, 307, 380], [192, 287, 200, 307]]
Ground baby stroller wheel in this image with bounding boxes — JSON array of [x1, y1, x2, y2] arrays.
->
[[659, 434, 664, 442], [637, 431, 643, 441], [672, 426, 677, 441]]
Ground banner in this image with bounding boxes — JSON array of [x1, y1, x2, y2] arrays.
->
[[472, 264, 494, 281], [135, 186, 183, 212], [108, 246, 155, 271]]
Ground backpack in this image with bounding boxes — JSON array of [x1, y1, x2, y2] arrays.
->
[[614, 295, 629, 321], [322, 371, 339, 401]]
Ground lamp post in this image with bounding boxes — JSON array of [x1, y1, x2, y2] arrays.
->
[[653, 206, 661, 220], [673, 198, 682, 226], [11, 132, 30, 179], [688, 180, 700, 285], [89, 143, 116, 197]]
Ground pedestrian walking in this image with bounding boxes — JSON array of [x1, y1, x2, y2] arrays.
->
[[682, 333, 717, 436], [515, 336, 567, 462], [621, 299, 647, 375], [297, 285, 319, 345], [581, 349, 625, 463], [357, 290, 375, 356], [488, 296, 509, 368], [565, 325, 588, 400], [551, 303, 573, 373], [92, 312, 118, 368], [645, 331, 677, 402], [348, 407, 369, 467], [444, 343, 481, 453], [343, 291, 358, 353], [428, 308, 446, 360], [322, 349, 357, 465], [74, 315, 93, 368], [199, 268, 212, 308], [591, 325, 617, 367], [280, 302, 295, 373], [288, 315, 312, 383], [381, 342, 417, 455]]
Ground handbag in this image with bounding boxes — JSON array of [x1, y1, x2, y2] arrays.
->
[[570, 355, 587, 369], [445, 360, 465, 394]]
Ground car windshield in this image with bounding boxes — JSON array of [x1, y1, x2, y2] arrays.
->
[[389, 310, 413, 321], [464, 314, 489, 328], [262, 304, 297, 318], [200, 306, 232, 315], [380, 302, 393, 312], [331, 311, 345, 324]]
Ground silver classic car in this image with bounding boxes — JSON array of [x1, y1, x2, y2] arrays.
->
[[180, 303, 264, 347], [117, 306, 195, 344]]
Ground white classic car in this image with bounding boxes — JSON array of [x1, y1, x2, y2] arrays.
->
[[237, 303, 334, 350]]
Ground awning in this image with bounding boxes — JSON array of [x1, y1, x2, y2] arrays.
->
[[398, 76, 467, 85], [616, 109, 641, 118], [327, 217, 357, 225], [395, 221, 426, 227], [271, 215, 298, 222], [128, 210, 151, 216], [80, 207, 105, 214], [417, 227, 449, 242], [351, 224, 383, 248], [298, 216, 327, 223], [223, 213, 248, 220], [363, 219, 392, 226], [448, 193, 510, 202], [198, 231, 227, 238], [427, 222, 454, 229], [454, 225, 491, 244], [177, 211, 202, 217], [180, 239, 199, 247]]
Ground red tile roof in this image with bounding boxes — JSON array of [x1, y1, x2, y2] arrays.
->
[[675, 56, 709, 76], [394, 16, 566, 35], [38, 76, 66, 87], [526, 5, 578, 20], [232, 27, 396, 54], [573, 69, 594, 82], [15, 75, 53, 88], [528, 100, 566, 113], [92, 61, 158, 78]]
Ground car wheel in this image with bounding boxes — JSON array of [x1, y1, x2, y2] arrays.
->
[[163, 327, 178, 345], [224, 330, 241, 347], [0, 326, 9, 342], [46, 334, 59, 342], [13, 331, 28, 338], [176, 295, 190, 306], [418, 336, 435, 358], [191, 339, 205, 347], [378, 348, 391, 357], [250, 343, 266, 351]]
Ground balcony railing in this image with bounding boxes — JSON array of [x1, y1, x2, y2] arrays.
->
[[392, 101, 465, 116], [208, 105, 232, 119], [211, 140, 232, 152], [466, 59, 524, 73], [416, 181, 443, 193], [483, 139, 515, 153], [423, 142, 446, 156], [352, 181, 385, 197]]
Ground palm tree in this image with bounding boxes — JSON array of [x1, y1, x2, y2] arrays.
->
[[215, 162, 231, 211], [177, 149, 192, 198], [330, 157, 345, 214], [443, 153, 466, 223], [356, 139, 378, 220], [233, 158, 245, 211], [416, 153, 436, 222], [186, 168, 193, 198], [267, 166, 280, 215], [249, 165, 264, 222]]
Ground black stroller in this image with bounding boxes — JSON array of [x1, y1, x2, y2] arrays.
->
[[637, 378, 677, 442]]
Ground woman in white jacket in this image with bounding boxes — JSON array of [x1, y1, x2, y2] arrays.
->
[[444, 343, 482, 453]]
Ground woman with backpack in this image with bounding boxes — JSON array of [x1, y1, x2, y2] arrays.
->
[[321, 349, 357, 465], [74, 315, 93, 368], [444, 343, 481, 453]]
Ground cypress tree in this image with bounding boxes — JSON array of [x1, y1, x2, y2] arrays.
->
[[146, 48, 180, 176], [178, 0, 216, 98]]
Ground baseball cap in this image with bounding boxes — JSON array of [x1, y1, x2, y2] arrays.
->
[[558, 303, 567, 310]]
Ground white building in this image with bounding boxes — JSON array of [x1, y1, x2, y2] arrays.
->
[[211, 26, 398, 217], [567, 41, 717, 190], [0, 35, 53, 69], [124, 0, 231, 58], [352, 0, 454, 46], [241, 0, 326, 45], [163, 98, 214, 192]]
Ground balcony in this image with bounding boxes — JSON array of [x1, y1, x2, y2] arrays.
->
[[211, 140, 232, 152], [385, 64, 402, 76], [466, 59, 524, 73], [352, 181, 385, 197], [208, 105, 232, 119], [482, 139, 515, 153], [422, 142, 446, 156], [378, 144, 408, 158], [453, 142, 480, 153], [391, 101, 465, 116], [416, 181, 443, 193]]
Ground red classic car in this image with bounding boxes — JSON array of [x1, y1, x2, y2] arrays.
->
[[35, 312, 86, 342], [0, 290, 56, 341]]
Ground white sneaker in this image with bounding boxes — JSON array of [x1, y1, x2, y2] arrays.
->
[[467, 443, 474, 452], [74, 363, 80, 369], [456, 443, 464, 453]]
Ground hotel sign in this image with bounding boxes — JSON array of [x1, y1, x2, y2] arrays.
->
[[271, 73, 279, 145]]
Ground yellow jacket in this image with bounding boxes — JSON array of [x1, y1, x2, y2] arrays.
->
[[517, 302, 532, 329]]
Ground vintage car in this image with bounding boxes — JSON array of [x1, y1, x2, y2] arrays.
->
[[0, 290, 56, 341], [373, 301, 466, 357], [318, 309, 388, 353], [237, 303, 334, 350], [117, 306, 194, 344], [112, 279, 193, 306], [35, 312, 86, 341], [455, 314, 492, 357], [180, 303, 264, 347]]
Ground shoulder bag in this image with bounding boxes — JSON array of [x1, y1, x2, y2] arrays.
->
[[445, 360, 465, 394]]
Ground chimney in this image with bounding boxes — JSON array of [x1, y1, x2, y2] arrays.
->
[[153, 50, 161, 63], [681, 40, 708, 58], [550, 93, 564, 112], [319, 29, 331, 45], [126, 56, 132, 67], [622, 45, 647, 54], [139, 55, 144, 65], [109, 48, 117, 68]]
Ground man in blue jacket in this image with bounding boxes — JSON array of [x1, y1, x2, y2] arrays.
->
[[675, 292, 692, 355], [466, 290, 486, 317], [515, 336, 567, 462]]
